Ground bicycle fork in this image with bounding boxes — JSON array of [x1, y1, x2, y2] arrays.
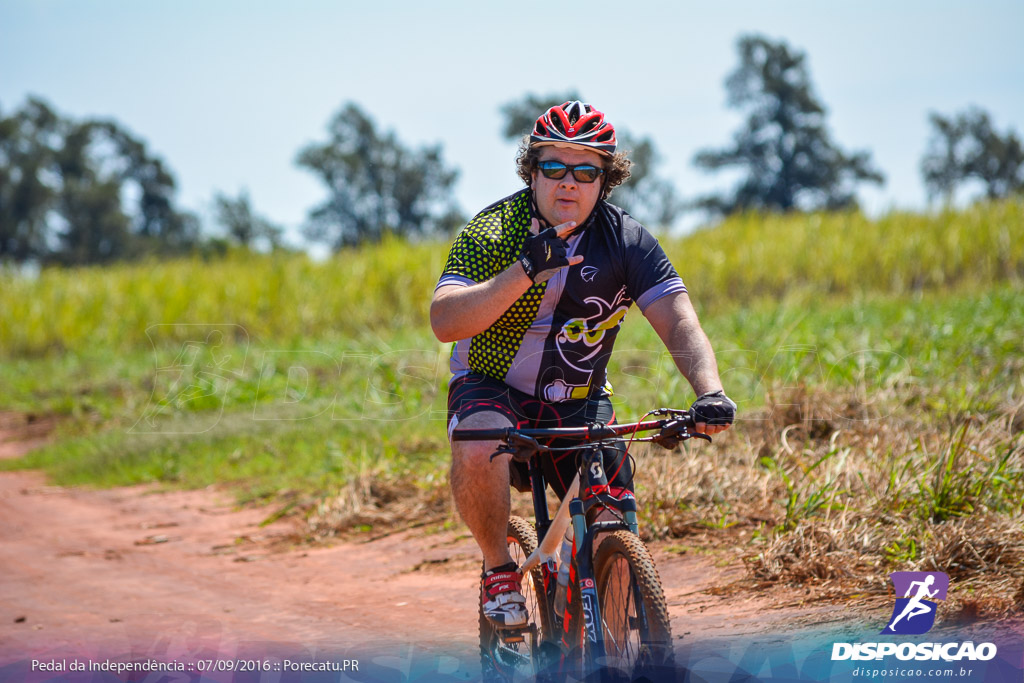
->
[[565, 459, 650, 680], [569, 497, 608, 664]]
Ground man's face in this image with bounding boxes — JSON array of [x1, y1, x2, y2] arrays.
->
[[531, 146, 605, 228]]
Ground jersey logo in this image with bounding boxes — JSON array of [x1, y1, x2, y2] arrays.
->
[[543, 287, 630, 402], [562, 306, 628, 346], [581, 266, 599, 282]]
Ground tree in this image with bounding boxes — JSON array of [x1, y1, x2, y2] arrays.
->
[[0, 97, 198, 265], [49, 118, 198, 264], [693, 35, 884, 215], [297, 103, 462, 249], [921, 107, 1024, 202], [0, 98, 62, 261], [500, 92, 682, 228], [611, 136, 683, 228], [213, 190, 283, 250], [110, 123, 199, 252]]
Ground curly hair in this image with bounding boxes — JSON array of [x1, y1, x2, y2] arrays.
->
[[514, 136, 632, 201]]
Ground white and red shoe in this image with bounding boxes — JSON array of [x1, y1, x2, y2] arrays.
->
[[481, 563, 528, 629]]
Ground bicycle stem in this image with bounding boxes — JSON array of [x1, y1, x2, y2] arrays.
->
[[518, 472, 579, 574]]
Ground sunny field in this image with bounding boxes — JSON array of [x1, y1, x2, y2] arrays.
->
[[2, 199, 1022, 611]]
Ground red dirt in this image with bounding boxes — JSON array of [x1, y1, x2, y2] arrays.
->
[[0, 418, 882, 674]]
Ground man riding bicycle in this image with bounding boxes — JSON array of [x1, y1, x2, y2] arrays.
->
[[430, 101, 736, 630]]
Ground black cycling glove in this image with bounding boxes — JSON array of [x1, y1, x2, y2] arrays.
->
[[520, 227, 570, 283], [690, 390, 737, 427]]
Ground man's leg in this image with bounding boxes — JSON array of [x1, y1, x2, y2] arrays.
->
[[450, 410, 515, 571], [451, 409, 530, 629]]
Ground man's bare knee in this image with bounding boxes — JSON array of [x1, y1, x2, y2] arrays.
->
[[450, 411, 514, 479]]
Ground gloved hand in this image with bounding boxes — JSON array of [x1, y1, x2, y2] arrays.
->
[[690, 390, 737, 430], [520, 226, 571, 283]]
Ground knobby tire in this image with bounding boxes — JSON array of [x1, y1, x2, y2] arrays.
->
[[592, 530, 675, 680]]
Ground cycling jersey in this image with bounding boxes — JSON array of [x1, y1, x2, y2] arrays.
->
[[436, 189, 686, 402]]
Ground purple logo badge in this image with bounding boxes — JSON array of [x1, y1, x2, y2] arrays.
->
[[882, 571, 949, 635]]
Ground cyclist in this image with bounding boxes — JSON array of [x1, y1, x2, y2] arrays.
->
[[430, 101, 736, 629]]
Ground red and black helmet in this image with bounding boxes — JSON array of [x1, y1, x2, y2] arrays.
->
[[530, 101, 617, 156]]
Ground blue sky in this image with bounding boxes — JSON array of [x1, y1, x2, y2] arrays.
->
[[2, 0, 1022, 243]]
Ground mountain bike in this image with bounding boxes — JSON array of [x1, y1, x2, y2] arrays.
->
[[453, 408, 710, 682]]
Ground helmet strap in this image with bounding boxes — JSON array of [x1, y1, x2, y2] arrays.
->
[[528, 190, 552, 231]]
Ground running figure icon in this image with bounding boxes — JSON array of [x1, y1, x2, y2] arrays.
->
[[887, 575, 938, 630], [882, 571, 949, 635]]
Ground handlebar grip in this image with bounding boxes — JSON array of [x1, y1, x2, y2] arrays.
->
[[451, 428, 510, 442]]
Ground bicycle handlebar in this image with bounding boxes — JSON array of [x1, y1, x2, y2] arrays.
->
[[451, 408, 708, 449]]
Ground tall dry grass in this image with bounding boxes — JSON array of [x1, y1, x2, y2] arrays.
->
[[631, 383, 1023, 615]]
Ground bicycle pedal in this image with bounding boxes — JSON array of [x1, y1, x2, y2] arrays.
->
[[497, 623, 535, 645]]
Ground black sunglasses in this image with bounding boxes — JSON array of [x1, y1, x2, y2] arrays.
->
[[537, 160, 605, 183]]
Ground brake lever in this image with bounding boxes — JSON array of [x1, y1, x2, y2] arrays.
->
[[652, 416, 713, 449], [489, 433, 544, 463]]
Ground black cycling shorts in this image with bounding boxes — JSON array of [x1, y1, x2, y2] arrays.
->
[[447, 373, 634, 500]]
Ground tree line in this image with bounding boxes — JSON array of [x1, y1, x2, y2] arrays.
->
[[2, 34, 1022, 266], [0, 98, 200, 265]]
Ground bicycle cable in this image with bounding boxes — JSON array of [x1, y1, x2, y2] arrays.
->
[[613, 409, 656, 493]]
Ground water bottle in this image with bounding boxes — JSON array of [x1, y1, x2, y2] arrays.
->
[[552, 527, 574, 618]]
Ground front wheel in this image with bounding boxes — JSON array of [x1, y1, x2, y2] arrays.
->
[[593, 530, 675, 678], [479, 516, 553, 681]]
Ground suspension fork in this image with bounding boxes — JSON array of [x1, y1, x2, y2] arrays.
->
[[573, 448, 649, 678], [568, 498, 607, 663]]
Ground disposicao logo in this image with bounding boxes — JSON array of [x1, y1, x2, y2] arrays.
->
[[882, 571, 948, 635], [831, 571, 998, 662]]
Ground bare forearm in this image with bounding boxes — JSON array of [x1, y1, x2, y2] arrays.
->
[[430, 264, 533, 342], [644, 293, 723, 397], [664, 320, 722, 396]]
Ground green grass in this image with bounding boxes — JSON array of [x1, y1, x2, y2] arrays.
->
[[610, 283, 1024, 421], [0, 236, 448, 358], [661, 199, 1024, 307], [3, 284, 1020, 498], [6, 415, 448, 504]]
